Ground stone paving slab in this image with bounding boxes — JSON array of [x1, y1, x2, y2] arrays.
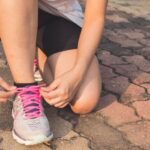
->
[[75, 114, 140, 150], [0, 131, 51, 150], [54, 137, 90, 150], [97, 94, 140, 127], [132, 101, 150, 120], [0, 0, 150, 150], [118, 121, 150, 150]]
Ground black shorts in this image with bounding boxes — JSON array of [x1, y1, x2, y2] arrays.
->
[[37, 9, 82, 57]]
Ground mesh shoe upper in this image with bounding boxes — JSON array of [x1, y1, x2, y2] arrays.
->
[[12, 85, 51, 140]]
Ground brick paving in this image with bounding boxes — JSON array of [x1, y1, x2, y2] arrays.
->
[[0, 0, 150, 150]]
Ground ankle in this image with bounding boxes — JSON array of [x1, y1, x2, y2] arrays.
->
[[14, 82, 38, 88]]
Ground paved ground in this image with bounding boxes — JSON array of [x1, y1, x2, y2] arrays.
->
[[0, 0, 150, 150]]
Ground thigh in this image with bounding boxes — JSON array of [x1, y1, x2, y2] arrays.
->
[[47, 49, 102, 113]]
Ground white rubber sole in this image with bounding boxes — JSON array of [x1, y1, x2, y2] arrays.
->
[[12, 130, 53, 146]]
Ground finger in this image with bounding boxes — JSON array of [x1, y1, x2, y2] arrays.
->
[[45, 97, 62, 106], [49, 80, 60, 90], [0, 91, 16, 99], [41, 90, 60, 99], [0, 98, 7, 102], [0, 77, 16, 91], [54, 101, 69, 108], [56, 102, 69, 108], [59, 103, 69, 108], [40, 86, 50, 92], [41, 80, 60, 91]]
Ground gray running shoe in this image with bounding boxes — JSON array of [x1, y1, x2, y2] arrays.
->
[[12, 85, 53, 145]]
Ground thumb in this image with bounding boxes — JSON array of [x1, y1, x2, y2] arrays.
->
[[41, 79, 60, 91]]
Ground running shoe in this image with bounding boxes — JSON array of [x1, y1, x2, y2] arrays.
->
[[12, 85, 53, 145]]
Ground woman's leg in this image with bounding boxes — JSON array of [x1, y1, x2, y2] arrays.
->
[[37, 48, 54, 84], [38, 48, 102, 114], [0, 0, 38, 83], [0, 4, 53, 145]]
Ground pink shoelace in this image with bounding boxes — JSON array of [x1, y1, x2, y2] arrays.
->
[[16, 85, 43, 119]]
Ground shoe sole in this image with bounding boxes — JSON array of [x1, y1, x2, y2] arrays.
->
[[12, 130, 53, 146]]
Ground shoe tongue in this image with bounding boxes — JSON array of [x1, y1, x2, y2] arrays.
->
[[23, 90, 41, 118], [26, 91, 36, 94]]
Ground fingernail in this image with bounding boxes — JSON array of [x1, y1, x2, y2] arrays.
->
[[41, 88, 49, 91]]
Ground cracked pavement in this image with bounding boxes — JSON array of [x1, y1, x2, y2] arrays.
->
[[0, 0, 150, 150]]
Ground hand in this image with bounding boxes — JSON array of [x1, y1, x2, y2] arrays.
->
[[40, 69, 83, 108], [0, 77, 16, 102]]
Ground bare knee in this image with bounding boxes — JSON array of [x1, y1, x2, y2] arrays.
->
[[70, 97, 100, 115], [71, 106, 93, 115]]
